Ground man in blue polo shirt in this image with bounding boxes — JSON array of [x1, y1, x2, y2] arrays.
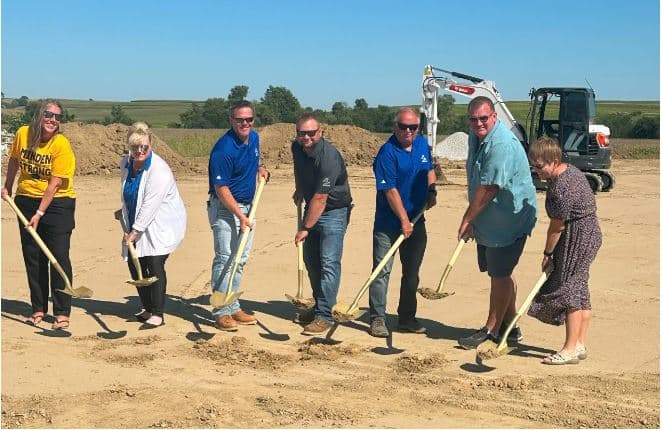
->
[[369, 107, 437, 337], [208, 100, 270, 331], [457, 96, 537, 349]]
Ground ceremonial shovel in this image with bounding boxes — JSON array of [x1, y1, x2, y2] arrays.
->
[[118, 216, 157, 287], [476, 263, 553, 363], [210, 176, 266, 308], [417, 234, 469, 300], [285, 201, 314, 309], [332, 209, 425, 322], [4, 196, 93, 298]]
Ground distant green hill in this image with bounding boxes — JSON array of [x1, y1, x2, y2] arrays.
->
[[59, 99, 200, 128]]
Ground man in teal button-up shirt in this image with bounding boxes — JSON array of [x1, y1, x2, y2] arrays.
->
[[457, 96, 537, 350]]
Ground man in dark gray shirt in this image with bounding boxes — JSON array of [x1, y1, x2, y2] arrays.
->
[[292, 113, 352, 335]]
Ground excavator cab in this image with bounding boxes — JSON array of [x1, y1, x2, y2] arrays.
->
[[529, 88, 614, 192]]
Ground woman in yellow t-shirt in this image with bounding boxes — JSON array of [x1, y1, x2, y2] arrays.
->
[[2, 99, 76, 330]]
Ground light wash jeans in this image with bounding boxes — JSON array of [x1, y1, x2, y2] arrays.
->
[[208, 196, 255, 318], [303, 207, 348, 323], [369, 221, 427, 322]]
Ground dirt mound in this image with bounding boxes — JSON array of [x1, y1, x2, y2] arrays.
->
[[258, 123, 384, 167], [60, 123, 203, 176], [297, 338, 366, 361], [192, 335, 293, 370]]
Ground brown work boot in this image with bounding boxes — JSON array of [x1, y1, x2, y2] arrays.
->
[[302, 318, 332, 336], [215, 315, 238, 332], [232, 309, 257, 325]]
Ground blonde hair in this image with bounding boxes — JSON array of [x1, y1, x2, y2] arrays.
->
[[528, 136, 562, 164], [126, 121, 152, 148], [393, 107, 419, 124]]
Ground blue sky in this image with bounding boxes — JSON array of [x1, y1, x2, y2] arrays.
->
[[2, 0, 659, 109]]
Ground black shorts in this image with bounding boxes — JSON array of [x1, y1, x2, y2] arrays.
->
[[477, 235, 527, 278]]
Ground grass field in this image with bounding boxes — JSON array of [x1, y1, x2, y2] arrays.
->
[[452, 100, 659, 125], [4, 98, 657, 130], [154, 128, 224, 157], [59, 99, 198, 128]]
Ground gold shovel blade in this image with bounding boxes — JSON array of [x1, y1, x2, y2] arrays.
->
[[417, 287, 455, 300], [126, 276, 158, 288], [285, 294, 315, 310], [210, 291, 243, 308], [331, 303, 365, 322], [59, 286, 94, 298], [476, 340, 515, 362]]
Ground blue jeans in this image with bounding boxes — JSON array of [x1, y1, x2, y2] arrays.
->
[[303, 207, 348, 323], [207, 197, 255, 318], [369, 221, 427, 321]]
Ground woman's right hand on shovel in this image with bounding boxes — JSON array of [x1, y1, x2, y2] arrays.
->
[[1, 186, 11, 201]]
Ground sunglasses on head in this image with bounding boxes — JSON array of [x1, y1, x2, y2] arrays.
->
[[468, 114, 493, 123], [130, 144, 150, 153], [396, 122, 418, 132], [43, 110, 64, 121], [296, 129, 319, 138], [233, 117, 254, 124]]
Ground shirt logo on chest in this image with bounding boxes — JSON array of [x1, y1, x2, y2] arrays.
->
[[420, 154, 428, 163]]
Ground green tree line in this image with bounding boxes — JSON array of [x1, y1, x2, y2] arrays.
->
[[2, 91, 658, 139]]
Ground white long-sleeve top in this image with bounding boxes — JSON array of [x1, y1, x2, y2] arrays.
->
[[119, 152, 187, 259]]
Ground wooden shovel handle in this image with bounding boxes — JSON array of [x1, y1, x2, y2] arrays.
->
[[3, 196, 74, 292], [226, 176, 267, 295], [496, 263, 553, 351], [346, 208, 426, 312]]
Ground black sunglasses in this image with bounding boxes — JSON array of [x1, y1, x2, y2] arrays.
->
[[296, 129, 319, 138], [396, 122, 418, 132], [233, 117, 254, 124], [43, 110, 64, 121], [468, 114, 492, 123]]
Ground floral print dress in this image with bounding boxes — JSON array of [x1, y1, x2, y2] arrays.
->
[[528, 165, 602, 325]]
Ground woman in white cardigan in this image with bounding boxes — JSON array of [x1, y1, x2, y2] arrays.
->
[[115, 122, 186, 328]]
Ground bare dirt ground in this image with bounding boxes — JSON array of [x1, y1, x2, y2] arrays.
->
[[1, 157, 659, 428]]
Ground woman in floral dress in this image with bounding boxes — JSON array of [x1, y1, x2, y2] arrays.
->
[[527, 137, 602, 365]]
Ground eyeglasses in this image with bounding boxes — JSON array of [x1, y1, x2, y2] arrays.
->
[[530, 162, 545, 169], [233, 117, 254, 124], [296, 129, 319, 138], [396, 122, 419, 132], [43, 110, 64, 121], [130, 144, 150, 153], [468, 113, 493, 124]]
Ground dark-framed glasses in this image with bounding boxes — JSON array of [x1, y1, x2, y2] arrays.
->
[[396, 122, 418, 132], [468, 114, 493, 124], [233, 117, 254, 124], [43, 110, 64, 121], [130, 144, 150, 153], [296, 129, 319, 138]]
